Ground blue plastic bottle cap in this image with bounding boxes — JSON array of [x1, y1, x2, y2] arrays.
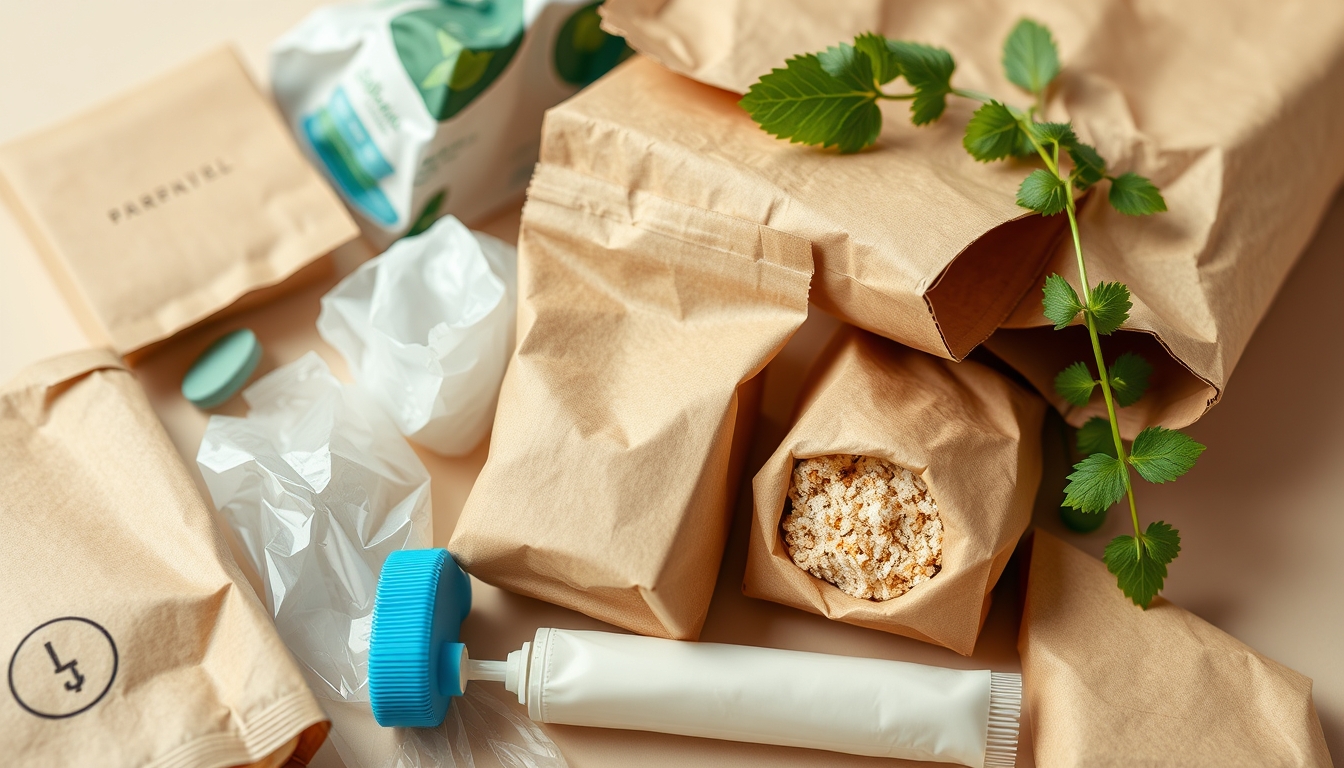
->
[[181, 329, 262, 409]]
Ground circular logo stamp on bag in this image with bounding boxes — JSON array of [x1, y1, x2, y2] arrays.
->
[[8, 617, 118, 719]]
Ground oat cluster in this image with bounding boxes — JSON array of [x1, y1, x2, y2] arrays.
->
[[782, 454, 943, 601]]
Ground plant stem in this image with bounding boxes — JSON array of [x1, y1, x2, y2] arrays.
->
[[875, 91, 918, 101]]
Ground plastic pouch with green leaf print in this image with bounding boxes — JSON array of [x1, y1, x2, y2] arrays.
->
[[273, 0, 631, 246]]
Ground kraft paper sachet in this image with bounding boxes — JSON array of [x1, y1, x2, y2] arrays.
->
[[0, 350, 329, 768], [450, 162, 811, 640], [0, 47, 358, 358], [1020, 530, 1332, 767], [601, 0, 1344, 433], [747, 328, 1044, 655], [536, 55, 1065, 363]]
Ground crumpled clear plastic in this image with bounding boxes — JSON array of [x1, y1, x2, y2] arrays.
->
[[197, 353, 566, 768], [317, 216, 517, 456]]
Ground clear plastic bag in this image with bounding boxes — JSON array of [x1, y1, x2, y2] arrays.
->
[[197, 353, 567, 768], [318, 216, 517, 456]]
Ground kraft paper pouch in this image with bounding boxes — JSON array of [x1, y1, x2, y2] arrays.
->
[[746, 328, 1044, 655], [449, 162, 812, 640], [272, 0, 631, 244], [537, 55, 1063, 362], [601, 0, 1344, 434], [0, 350, 329, 768], [0, 48, 358, 359], [1020, 531, 1332, 767]]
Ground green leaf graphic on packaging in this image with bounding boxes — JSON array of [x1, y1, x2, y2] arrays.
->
[[741, 18, 1197, 607], [554, 2, 633, 87], [392, 2, 524, 121]]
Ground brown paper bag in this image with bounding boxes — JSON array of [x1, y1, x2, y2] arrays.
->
[[1020, 530, 1332, 767], [601, 0, 1344, 434], [449, 162, 811, 640], [0, 47, 358, 358], [746, 328, 1044, 655], [0, 350, 329, 768], [537, 55, 1065, 362]]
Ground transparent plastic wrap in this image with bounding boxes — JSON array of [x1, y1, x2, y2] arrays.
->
[[318, 216, 517, 455], [197, 353, 565, 768]]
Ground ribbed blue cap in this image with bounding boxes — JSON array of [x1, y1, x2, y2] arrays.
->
[[368, 548, 472, 727]]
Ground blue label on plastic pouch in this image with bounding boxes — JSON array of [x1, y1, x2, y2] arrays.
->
[[303, 87, 399, 226]]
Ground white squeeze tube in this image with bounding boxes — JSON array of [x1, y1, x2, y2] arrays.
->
[[367, 550, 1021, 768]]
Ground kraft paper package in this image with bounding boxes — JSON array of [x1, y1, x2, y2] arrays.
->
[[747, 328, 1044, 655], [0, 47, 358, 359], [600, 0, 1344, 434], [0, 350, 329, 768], [272, 0, 631, 245], [449, 162, 812, 640], [1020, 531, 1333, 767]]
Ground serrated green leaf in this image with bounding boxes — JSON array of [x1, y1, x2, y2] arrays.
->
[[1128, 427, 1206, 483], [1108, 351, 1152, 407], [740, 52, 881, 154], [963, 101, 1025, 162], [1042, 273, 1083, 329], [1030, 121, 1076, 147], [1017, 169, 1069, 215], [1087, 281, 1131, 335], [1104, 522, 1180, 608], [1002, 19, 1060, 95], [887, 41, 955, 125], [1076, 416, 1117, 458], [1109, 172, 1167, 215], [854, 33, 901, 84], [1068, 142, 1106, 189], [1054, 361, 1096, 406], [1064, 453, 1128, 513]]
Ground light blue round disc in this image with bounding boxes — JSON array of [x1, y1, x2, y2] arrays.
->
[[182, 329, 262, 409]]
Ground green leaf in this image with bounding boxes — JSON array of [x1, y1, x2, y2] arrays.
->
[[1108, 351, 1152, 407], [1128, 427, 1206, 483], [854, 33, 901, 84], [1017, 169, 1069, 215], [1029, 121, 1076, 147], [963, 101, 1024, 162], [740, 52, 881, 154], [1068, 142, 1106, 189], [1104, 521, 1180, 608], [1087, 281, 1131, 335], [1041, 273, 1083, 329], [1108, 172, 1167, 215], [1054, 361, 1096, 406], [1076, 416, 1117, 458], [1064, 453, 1128, 513], [1002, 18, 1060, 95], [887, 41, 955, 125]]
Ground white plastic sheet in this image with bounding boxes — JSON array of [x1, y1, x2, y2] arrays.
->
[[318, 216, 517, 455]]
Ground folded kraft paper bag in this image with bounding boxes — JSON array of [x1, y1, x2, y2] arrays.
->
[[1020, 531, 1332, 767], [0, 47, 358, 358], [450, 162, 811, 640], [0, 350, 329, 768], [747, 328, 1044, 655], [600, 0, 1344, 433]]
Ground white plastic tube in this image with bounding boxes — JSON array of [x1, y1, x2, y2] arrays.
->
[[498, 628, 1020, 768]]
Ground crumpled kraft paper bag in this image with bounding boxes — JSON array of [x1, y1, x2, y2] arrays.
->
[[0, 47, 358, 358], [535, 54, 1066, 363], [746, 328, 1044, 655], [601, 0, 1344, 435], [1020, 530, 1332, 767], [449, 162, 812, 640], [0, 350, 329, 768]]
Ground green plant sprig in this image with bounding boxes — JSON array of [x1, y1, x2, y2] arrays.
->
[[740, 19, 1206, 607]]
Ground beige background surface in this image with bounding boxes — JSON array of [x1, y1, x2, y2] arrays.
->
[[0, 2, 1339, 766]]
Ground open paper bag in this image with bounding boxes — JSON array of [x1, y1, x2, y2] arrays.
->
[[748, 328, 1043, 655], [601, 0, 1344, 434]]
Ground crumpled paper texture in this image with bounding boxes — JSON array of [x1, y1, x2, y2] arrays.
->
[[600, 0, 1344, 434], [1019, 530, 1332, 767], [747, 328, 1043, 655], [318, 215, 517, 456]]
